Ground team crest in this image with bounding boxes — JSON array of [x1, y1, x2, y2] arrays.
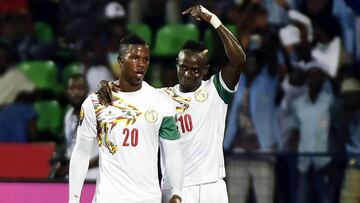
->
[[145, 110, 158, 123], [79, 107, 84, 126], [195, 89, 208, 102]]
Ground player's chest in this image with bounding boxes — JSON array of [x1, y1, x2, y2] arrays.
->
[[174, 89, 214, 135]]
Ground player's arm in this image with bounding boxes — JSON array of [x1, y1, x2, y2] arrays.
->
[[183, 5, 246, 90], [161, 138, 183, 203], [159, 113, 183, 203], [69, 137, 94, 203], [69, 97, 98, 203]]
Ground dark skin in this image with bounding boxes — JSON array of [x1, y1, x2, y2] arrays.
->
[[307, 68, 325, 103], [116, 44, 150, 92], [98, 44, 182, 203], [95, 44, 151, 103], [97, 5, 245, 102], [176, 49, 209, 92], [67, 77, 89, 114], [96, 7, 246, 201], [181, 5, 246, 92]]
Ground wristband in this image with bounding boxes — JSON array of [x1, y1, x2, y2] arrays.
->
[[210, 15, 222, 29], [199, 5, 222, 29]]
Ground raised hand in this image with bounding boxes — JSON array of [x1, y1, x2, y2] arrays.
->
[[182, 5, 213, 23]]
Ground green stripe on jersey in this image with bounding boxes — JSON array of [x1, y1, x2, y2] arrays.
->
[[213, 73, 233, 104], [159, 116, 180, 140]]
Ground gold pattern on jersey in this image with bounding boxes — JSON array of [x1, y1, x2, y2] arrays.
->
[[79, 107, 85, 126], [145, 110, 158, 123], [195, 89, 208, 102], [161, 87, 191, 113], [93, 96, 142, 154]]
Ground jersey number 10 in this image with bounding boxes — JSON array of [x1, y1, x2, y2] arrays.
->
[[177, 114, 193, 133]]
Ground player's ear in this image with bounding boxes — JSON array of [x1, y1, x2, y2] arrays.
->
[[202, 65, 209, 77], [117, 56, 123, 64]]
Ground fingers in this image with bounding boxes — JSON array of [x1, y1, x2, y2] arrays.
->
[[182, 5, 200, 16], [182, 7, 193, 15], [105, 83, 112, 105], [97, 81, 113, 106]]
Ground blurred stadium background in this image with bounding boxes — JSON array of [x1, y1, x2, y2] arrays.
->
[[0, 0, 359, 202]]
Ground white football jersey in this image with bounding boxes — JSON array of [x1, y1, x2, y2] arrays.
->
[[161, 72, 236, 187], [78, 81, 180, 202]]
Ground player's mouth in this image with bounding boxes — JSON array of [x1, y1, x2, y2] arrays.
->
[[182, 78, 194, 84], [135, 71, 145, 79]]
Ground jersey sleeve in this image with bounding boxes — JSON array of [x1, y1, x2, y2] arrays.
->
[[212, 71, 238, 104], [159, 98, 180, 141], [77, 96, 97, 141]]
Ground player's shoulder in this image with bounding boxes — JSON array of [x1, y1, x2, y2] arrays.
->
[[141, 81, 159, 95], [156, 88, 175, 103], [158, 86, 178, 97], [141, 82, 173, 103], [82, 93, 100, 108]]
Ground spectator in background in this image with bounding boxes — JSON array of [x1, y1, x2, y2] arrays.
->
[[0, 40, 38, 142], [0, 12, 56, 61], [128, 0, 181, 31], [0, 40, 35, 106], [225, 4, 280, 202], [298, 0, 333, 21], [51, 74, 99, 180], [104, 1, 128, 78], [330, 77, 360, 203], [225, 57, 276, 203], [58, 0, 106, 42], [289, 61, 333, 203], [311, 14, 350, 79], [0, 101, 38, 142], [75, 37, 114, 93]]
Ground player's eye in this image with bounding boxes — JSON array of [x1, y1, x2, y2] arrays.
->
[[179, 65, 187, 70]]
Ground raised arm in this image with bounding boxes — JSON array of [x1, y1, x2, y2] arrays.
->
[[183, 5, 246, 89]]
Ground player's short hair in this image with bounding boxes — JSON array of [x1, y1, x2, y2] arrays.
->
[[181, 40, 207, 53], [118, 34, 147, 58]]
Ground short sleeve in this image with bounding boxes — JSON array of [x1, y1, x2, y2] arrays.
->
[[77, 96, 97, 141], [159, 98, 180, 141], [212, 72, 238, 104]]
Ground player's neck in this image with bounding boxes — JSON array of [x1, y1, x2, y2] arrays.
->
[[179, 84, 201, 93], [115, 80, 142, 92]]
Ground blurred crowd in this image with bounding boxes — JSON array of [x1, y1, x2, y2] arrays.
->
[[0, 0, 359, 203]]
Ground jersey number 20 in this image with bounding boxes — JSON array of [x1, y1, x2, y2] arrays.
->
[[122, 128, 138, 147], [177, 114, 193, 133]]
